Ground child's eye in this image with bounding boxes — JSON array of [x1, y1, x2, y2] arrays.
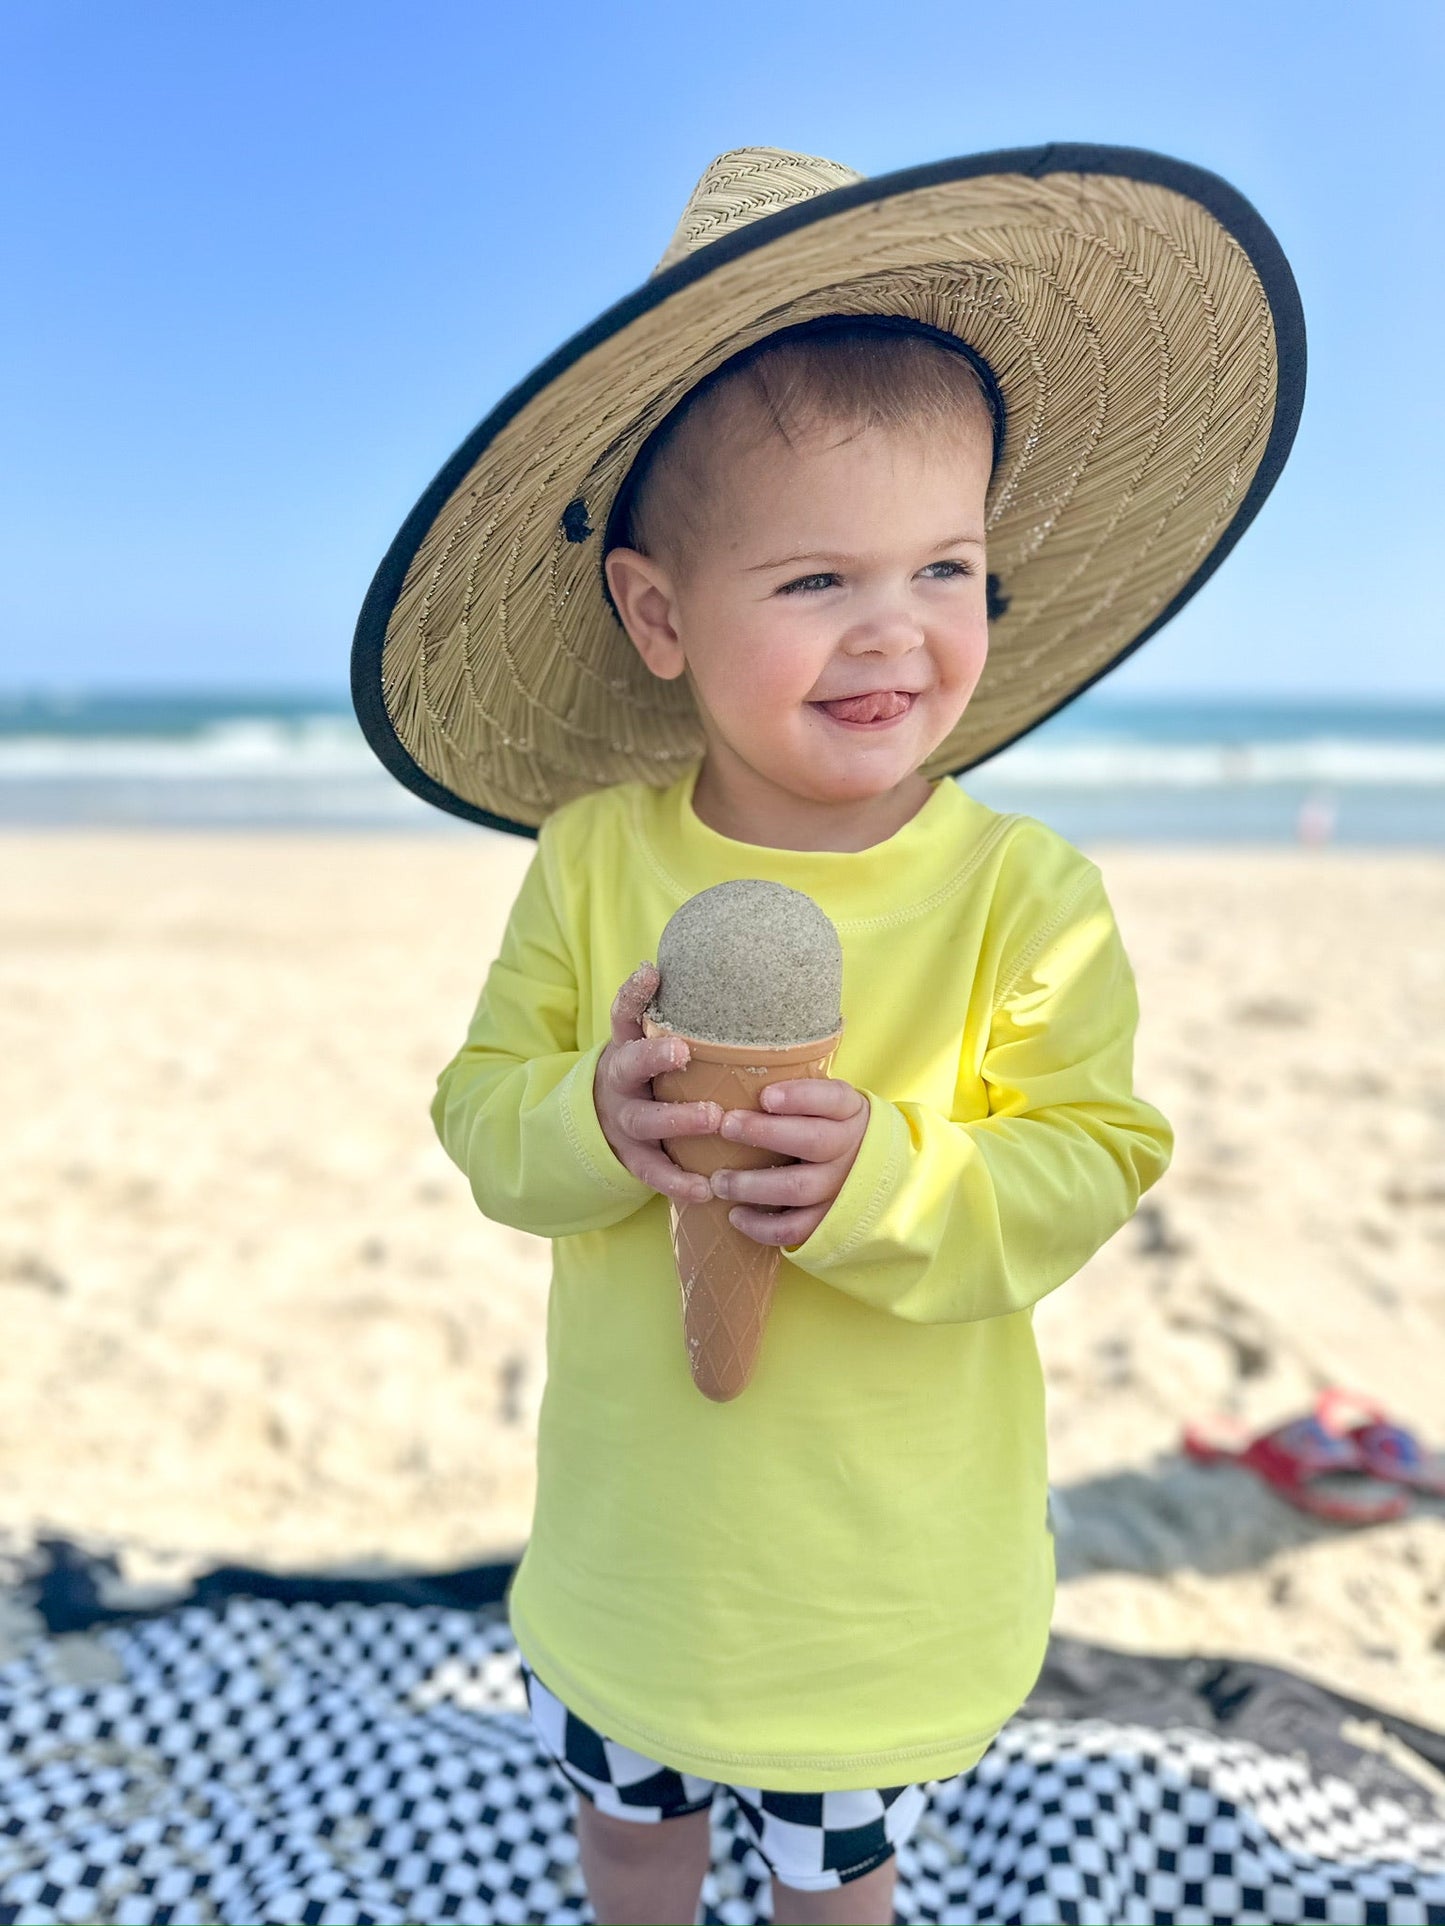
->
[[777, 572, 841, 595], [920, 559, 973, 580]]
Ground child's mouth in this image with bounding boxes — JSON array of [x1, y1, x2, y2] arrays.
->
[[811, 691, 914, 727]]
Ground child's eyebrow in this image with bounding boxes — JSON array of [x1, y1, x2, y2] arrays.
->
[[746, 531, 985, 572]]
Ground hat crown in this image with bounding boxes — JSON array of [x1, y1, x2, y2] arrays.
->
[[654, 146, 864, 274]]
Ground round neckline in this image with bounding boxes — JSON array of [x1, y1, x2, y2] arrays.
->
[[679, 760, 952, 863], [632, 760, 985, 927]]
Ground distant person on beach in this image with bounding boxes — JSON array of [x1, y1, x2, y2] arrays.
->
[[355, 145, 1304, 1924], [1297, 789, 1338, 844]]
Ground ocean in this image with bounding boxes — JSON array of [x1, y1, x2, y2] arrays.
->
[[2, 688, 1444, 844]]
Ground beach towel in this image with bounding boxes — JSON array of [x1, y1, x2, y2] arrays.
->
[[2, 1539, 1441, 1925]]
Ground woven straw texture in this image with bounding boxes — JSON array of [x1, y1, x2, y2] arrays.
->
[[646, 1016, 842, 1401], [377, 147, 1279, 829]]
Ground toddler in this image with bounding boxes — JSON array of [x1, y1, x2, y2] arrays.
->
[[354, 143, 1304, 1926], [434, 312, 1172, 1926]]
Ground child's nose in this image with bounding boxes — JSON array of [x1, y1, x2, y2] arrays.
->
[[838, 600, 924, 657]]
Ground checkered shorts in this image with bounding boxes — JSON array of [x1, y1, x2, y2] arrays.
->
[[520, 1658, 934, 1891]]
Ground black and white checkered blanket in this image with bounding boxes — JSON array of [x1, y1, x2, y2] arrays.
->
[[2, 1542, 1442, 1924]]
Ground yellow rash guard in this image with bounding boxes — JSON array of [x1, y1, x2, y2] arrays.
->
[[431, 764, 1172, 1791]]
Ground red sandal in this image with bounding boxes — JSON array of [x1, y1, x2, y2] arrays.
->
[[1314, 1387, 1445, 1498], [1182, 1407, 1413, 1525]]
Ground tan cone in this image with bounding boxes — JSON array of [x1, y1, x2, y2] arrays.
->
[[643, 1015, 843, 1401]]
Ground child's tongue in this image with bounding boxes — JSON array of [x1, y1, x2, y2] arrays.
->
[[817, 690, 909, 724]]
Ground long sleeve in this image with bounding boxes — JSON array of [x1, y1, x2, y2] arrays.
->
[[786, 861, 1172, 1323], [430, 833, 653, 1237]]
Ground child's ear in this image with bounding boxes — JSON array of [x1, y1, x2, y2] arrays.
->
[[604, 547, 687, 681]]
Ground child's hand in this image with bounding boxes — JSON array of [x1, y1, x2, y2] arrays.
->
[[594, 964, 719, 1205], [710, 1078, 869, 1248]]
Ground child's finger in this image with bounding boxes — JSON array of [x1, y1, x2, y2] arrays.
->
[[710, 1158, 840, 1208], [617, 1096, 722, 1140], [717, 1107, 854, 1162], [607, 1032, 691, 1094], [609, 962, 660, 1044], [757, 1077, 863, 1117], [627, 1145, 711, 1205], [727, 1200, 828, 1248]]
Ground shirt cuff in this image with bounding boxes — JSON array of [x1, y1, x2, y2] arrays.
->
[[555, 1040, 656, 1206], [783, 1088, 910, 1273]]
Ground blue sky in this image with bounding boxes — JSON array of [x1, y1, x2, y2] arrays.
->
[[2, 0, 1440, 697]]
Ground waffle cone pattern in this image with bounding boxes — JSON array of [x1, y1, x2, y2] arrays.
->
[[643, 1016, 843, 1401]]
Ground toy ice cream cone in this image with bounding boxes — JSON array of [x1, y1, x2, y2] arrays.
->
[[644, 881, 844, 1403], [645, 1020, 843, 1401]]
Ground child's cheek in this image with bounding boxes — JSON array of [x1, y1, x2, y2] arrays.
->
[[743, 606, 831, 707], [716, 616, 816, 716]]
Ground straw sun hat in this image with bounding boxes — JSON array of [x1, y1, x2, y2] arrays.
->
[[351, 143, 1305, 836]]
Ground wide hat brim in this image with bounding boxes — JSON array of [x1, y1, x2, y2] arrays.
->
[[352, 143, 1305, 838]]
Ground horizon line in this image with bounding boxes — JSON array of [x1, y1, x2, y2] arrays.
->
[[4, 684, 1445, 709]]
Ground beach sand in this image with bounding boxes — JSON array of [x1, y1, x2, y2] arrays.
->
[[2, 828, 1443, 1726]]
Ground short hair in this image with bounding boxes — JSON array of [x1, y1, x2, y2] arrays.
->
[[607, 316, 1003, 573]]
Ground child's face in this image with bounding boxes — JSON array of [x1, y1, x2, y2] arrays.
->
[[607, 418, 992, 823]]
